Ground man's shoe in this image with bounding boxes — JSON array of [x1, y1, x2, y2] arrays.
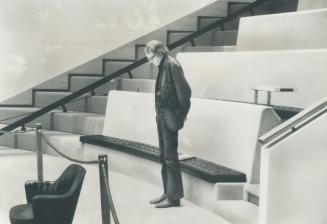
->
[[149, 195, 166, 204], [155, 198, 180, 208]]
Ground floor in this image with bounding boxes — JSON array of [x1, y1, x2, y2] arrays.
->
[[0, 147, 231, 224]]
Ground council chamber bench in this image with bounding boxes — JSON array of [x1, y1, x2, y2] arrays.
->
[[80, 91, 281, 210]]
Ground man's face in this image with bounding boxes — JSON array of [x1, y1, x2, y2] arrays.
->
[[146, 51, 161, 67]]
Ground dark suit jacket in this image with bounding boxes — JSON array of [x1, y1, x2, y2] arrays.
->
[[155, 55, 192, 131]]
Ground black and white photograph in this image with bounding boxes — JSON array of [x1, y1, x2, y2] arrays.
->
[[0, 0, 326, 223]]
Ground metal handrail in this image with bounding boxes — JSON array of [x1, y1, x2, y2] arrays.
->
[[0, 0, 269, 134], [259, 96, 327, 145]]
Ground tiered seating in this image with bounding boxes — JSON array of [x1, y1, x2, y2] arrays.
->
[[237, 8, 327, 50], [177, 50, 327, 109], [80, 90, 281, 209]]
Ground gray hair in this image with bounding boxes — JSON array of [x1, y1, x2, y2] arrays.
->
[[144, 40, 169, 57]]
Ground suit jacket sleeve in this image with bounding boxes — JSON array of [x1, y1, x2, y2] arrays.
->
[[169, 60, 192, 113]]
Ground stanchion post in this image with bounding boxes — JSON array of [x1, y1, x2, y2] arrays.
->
[[99, 155, 110, 224], [35, 123, 44, 182]]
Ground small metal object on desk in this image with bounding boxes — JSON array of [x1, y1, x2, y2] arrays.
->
[[251, 85, 296, 105]]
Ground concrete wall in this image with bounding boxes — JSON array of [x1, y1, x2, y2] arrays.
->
[[237, 9, 327, 51], [0, 0, 216, 103], [260, 111, 327, 224], [298, 0, 327, 10]]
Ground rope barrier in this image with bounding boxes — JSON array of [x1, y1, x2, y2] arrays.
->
[[40, 132, 98, 164], [100, 164, 120, 224]]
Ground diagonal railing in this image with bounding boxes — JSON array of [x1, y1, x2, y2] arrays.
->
[[0, 0, 269, 134], [259, 96, 327, 146]]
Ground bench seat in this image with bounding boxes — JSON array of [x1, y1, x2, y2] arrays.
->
[[80, 135, 246, 183]]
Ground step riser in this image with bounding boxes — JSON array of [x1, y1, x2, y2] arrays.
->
[[104, 61, 154, 79], [35, 73, 69, 90], [51, 113, 104, 135], [181, 46, 236, 52], [13, 132, 83, 159], [85, 96, 108, 114], [70, 77, 118, 94], [170, 30, 238, 46], [34, 93, 108, 114], [0, 108, 104, 135], [69, 58, 103, 75], [0, 89, 33, 105], [34, 93, 88, 112], [118, 79, 156, 93], [199, 18, 239, 31], [0, 109, 53, 130]]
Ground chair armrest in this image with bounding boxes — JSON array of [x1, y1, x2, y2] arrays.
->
[[25, 180, 55, 203]]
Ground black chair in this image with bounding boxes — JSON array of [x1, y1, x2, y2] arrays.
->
[[9, 164, 86, 224]]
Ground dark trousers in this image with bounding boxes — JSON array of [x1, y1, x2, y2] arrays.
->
[[156, 116, 184, 200]]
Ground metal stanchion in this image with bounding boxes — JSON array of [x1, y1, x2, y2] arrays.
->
[[35, 123, 43, 182], [99, 155, 110, 224]]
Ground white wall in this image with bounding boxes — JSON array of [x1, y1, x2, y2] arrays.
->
[[260, 112, 327, 224], [0, 0, 216, 103], [298, 0, 327, 10]]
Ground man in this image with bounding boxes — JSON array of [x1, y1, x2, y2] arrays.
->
[[144, 40, 191, 208]]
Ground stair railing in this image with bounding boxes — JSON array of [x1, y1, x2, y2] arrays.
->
[[0, 0, 269, 134], [259, 96, 327, 147]]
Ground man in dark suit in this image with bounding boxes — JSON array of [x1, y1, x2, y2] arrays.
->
[[145, 40, 191, 208]]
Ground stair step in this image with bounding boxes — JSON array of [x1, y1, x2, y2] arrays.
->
[[228, 0, 297, 16], [13, 129, 84, 158], [33, 91, 108, 114], [198, 16, 239, 31], [169, 30, 238, 47], [102, 43, 136, 59], [118, 78, 156, 93], [69, 57, 103, 74], [132, 63, 156, 79], [36, 73, 69, 90], [228, 2, 252, 16], [0, 124, 16, 148], [51, 111, 104, 135], [165, 0, 231, 31], [70, 75, 118, 94], [0, 107, 54, 129], [214, 200, 258, 224], [0, 106, 104, 135], [104, 60, 155, 79], [0, 89, 33, 105], [245, 184, 260, 206], [181, 45, 236, 52]]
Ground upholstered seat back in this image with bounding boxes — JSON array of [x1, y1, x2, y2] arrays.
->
[[32, 164, 86, 224], [54, 164, 85, 195]]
